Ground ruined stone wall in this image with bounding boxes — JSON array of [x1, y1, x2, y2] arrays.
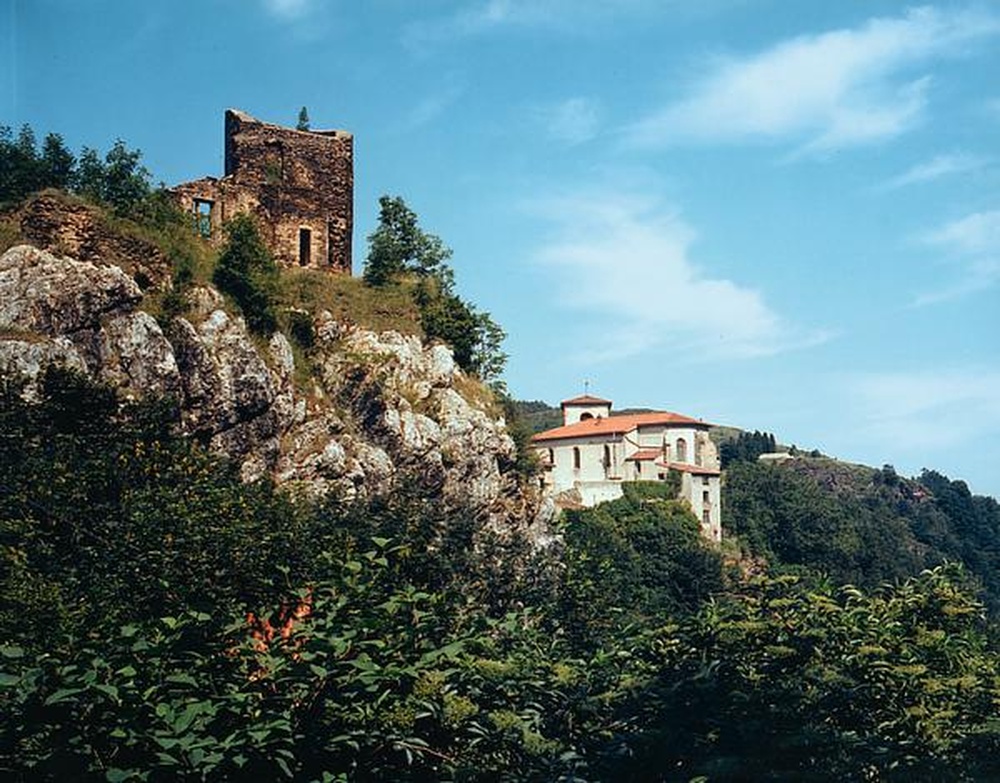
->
[[172, 109, 353, 273], [224, 110, 353, 272]]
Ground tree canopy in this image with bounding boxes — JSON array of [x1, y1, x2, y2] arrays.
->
[[0, 124, 150, 215], [363, 195, 508, 383]]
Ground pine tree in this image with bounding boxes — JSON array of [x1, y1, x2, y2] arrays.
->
[[296, 106, 310, 131]]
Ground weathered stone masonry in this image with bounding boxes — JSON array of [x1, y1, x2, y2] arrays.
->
[[173, 109, 353, 272]]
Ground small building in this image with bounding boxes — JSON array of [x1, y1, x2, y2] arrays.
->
[[172, 109, 353, 272], [532, 395, 722, 541]]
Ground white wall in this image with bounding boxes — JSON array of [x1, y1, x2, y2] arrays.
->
[[561, 402, 612, 425]]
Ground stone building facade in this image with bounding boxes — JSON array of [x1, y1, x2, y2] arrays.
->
[[532, 395, 723, 542], [172, 109, 353, 272]]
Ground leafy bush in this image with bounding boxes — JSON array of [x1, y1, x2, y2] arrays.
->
[[212, 215, 279, 335]]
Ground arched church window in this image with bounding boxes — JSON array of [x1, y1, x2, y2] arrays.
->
[[676, 437, 688, 463]]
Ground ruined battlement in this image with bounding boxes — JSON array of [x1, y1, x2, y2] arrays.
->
[[173, 109, 353, 273]]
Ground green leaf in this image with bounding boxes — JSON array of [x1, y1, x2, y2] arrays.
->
[[95, 683, 120, 701], [0, 645, 24, 659], [44, 687, 83, 705]]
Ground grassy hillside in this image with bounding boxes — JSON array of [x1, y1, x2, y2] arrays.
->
[[1, 190, 426, 339]]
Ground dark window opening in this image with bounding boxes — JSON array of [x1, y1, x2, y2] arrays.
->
[[573, 447, 581, 470], [193, 200, 213, 238], [299, 228, 312, 266], [580, 412, 594, 421]]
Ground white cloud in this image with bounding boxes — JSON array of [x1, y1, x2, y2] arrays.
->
[[850, 368, 1000, 451], [915, 210, 1000, 304], [625, 6, 1000, 153], [528, 189, 830, 362], [403, 82, 466, 130], [262, 0, 312, 20], [883, 151, 989, 189], [539, 97, 601, 144]]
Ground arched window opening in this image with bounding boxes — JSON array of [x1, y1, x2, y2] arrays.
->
[[676, 437, 688, 463], [573, 447, 581, 470], [580, 412, 594, 421]]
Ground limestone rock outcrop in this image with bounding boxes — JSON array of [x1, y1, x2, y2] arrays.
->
[[0, 243, 538, 533]]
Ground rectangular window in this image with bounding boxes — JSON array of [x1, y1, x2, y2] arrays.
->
[[703, 490, 710, 504], [299, 227, 312, 266], [193, 199, 213, 238]]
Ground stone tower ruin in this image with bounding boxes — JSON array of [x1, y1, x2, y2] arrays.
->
[[173, 109, 353, 273]]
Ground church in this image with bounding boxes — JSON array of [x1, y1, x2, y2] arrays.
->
[[532, 395, 722, 541]]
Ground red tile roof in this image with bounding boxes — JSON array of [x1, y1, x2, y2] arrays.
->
[[625, 448, 662, 461], [532, 411, 709, 442], [658, 461, 721, 476], [560, 394, 613, 407]]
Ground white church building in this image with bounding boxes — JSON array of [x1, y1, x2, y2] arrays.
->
[[532, 395, 722, 542]]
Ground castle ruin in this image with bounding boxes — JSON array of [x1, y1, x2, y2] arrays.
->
[[173, 109, 353, 272]]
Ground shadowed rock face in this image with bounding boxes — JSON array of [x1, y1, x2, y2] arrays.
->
[[0, 244, 546, 537]]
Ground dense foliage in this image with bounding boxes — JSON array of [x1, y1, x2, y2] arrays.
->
[[556, 481, 725, 649], [3, 373, 1000, 780], [724, 458, 1000, 612], [362, 196, 507, 383], [0, 124, 151, 215], [719, 429, 777, 467], [212, 214, 280, 335]]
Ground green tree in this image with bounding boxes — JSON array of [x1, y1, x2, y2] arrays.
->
[[73, 146, 105, 202], [296, 106, 310, 131], [38, 133, 75, 190], [0, 124, 42, 203], [101, 139, 151, 215], [364, 195, 507, 381], [363, 195, 453, 287], [212, 214, 279, 334]]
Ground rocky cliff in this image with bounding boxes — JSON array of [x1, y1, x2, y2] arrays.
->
[[0, 241, 546, 536]]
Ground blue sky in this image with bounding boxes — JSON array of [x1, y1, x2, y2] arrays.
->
[[5, 1, 1000, 497]]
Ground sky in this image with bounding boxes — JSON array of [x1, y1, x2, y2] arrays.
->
[[5, 0, 1000, 498]]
